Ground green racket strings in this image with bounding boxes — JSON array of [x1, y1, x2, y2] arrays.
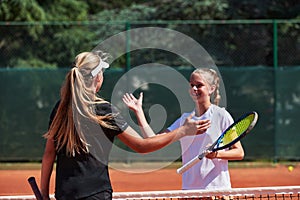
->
[[220, 113, 255, 147]]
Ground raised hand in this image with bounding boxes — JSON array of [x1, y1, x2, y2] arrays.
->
[[122, 92, 143, 112]]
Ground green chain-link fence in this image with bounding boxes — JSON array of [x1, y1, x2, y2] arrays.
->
[[0, 20, 299, 162]]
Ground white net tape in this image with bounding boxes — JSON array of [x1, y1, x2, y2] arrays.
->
[[112, 186, 300, 200], [0, 186, 299, 200]]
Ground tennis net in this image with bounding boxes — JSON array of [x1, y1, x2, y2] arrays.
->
[[113, 186, 300, 200], [0, 186, 299, 200]]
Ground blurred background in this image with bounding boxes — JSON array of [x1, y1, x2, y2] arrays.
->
[[0, 0, 299, 163]]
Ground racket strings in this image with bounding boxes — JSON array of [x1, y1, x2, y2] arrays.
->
[[219, 114, 255, 147]]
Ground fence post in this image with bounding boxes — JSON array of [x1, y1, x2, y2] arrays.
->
[[125, 21, 131, 72], [273, 20, 278, 162]]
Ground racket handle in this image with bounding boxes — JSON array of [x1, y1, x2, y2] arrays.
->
[[177, 152, 206, 174], [28, 176, 43, 200]]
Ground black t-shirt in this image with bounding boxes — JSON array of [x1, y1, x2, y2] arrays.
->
[[49, 101, 128, 200]]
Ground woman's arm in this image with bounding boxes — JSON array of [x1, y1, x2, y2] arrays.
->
[[205, 141, 244, 160], [123, 93, 210, 139], [122, 92, 156, 138], [118, 112, 210, 153], [206, 110, 244, 161], [40, 137, 56, 200]]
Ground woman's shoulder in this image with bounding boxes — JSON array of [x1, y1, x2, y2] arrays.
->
[[211, 104, 232, 118], [94, 101, 118, 115], [181, 111, 195, 118]]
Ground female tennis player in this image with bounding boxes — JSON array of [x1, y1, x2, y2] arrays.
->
[[123, 68, 244, 190], [40, 51, 211, 200]]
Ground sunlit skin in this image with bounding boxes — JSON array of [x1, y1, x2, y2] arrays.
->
[[95, 71, 104, 93], [189, 72, 214, 117]]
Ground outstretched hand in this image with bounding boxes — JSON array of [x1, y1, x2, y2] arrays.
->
[[122, 92, 143, 112], [182, 112, 211, 136]]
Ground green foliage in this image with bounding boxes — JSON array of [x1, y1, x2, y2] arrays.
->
[[149, 0, 228, 20], [43, 0, 88, 21], [91, 4, 157, 68], [9, 57, 57, 68], [92, 4, 156, 22], [0, 0, 92, 68], [0, 0, 46, 21], [86, 0, 149, 14], [0, 0, 45, 39], [227, 0, 300, 19], [50, 27, 96, 67], [0, 0, 299, 68]]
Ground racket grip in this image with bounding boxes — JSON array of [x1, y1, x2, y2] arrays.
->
[[28, 176, 43, 200], [177, 153, 204, 174]]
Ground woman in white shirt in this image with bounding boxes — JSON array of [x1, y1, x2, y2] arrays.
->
[[123, 68, 244, 190]]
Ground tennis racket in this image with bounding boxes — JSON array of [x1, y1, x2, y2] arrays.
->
[[28, 176, 43, 200], [177, 111, 258, 174]]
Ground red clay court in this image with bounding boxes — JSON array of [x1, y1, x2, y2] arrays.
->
[[0, 163, 299, 196]]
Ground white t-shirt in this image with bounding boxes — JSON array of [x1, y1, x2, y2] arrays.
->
[[167, 104, 234, 190]]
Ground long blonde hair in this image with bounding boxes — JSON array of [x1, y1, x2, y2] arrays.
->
[[44, 51, 116, 156], [192, 68, 221, 105]]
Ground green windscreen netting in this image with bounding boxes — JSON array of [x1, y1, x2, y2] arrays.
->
[[0, 67, 299, 161]]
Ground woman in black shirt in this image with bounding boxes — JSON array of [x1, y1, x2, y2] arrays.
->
[[41, 51, 210, 200]]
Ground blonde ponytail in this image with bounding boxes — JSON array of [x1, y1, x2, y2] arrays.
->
[[45, 51, 116, 157]]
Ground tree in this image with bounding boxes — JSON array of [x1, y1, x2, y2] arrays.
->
[[0, 0, 93, 68], [0, 0, 299, 68]]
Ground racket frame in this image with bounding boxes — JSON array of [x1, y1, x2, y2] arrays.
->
[[177, 111, 258, 174], [212, 111, 258, 152], [28, 176, 43, 200]]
